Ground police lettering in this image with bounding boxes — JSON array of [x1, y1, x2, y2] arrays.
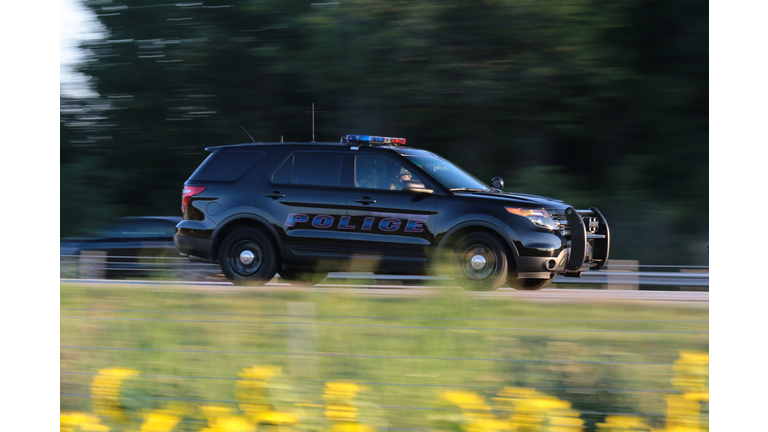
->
[[285, 213, 426, 233]]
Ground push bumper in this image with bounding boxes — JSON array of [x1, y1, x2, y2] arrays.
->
[[562, 206, 610, 275], [504, 206, 610, 279]]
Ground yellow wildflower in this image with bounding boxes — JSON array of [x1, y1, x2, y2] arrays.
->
[[323, 382, 365, 403], [595, 415, 653, 431], [60, 411, 110, 432], [91, 367, 140, 423], [683, 392, 709, 402], [236, 365, 285, 421], [133, 408, 181, 432], [321, 380, 379, 431], [238, 366, 282, 381], [328, 423, 376, 432], [676, 351, 709, 365], [671, 351, 709, 394], [255, 411, 299, 425], [664, 394, 705, 431], [494, 387, 584, 432], [199, 416, 256, 432], [200, 406, 234, 426], [464, 417, 511, 432], [325, 382, 361, 393], [528, 396, 572, 412], [325, 406, 359, 421], [441, 391, 486, 406]]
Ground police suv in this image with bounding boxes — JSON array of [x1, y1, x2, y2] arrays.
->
[[174, 135, 610, 291]]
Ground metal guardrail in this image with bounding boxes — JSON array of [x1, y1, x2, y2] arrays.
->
[[59, 254, 709, 287]]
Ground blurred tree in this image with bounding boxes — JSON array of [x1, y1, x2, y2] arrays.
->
[[61, 0, 708, 264]]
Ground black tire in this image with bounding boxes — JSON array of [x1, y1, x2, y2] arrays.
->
[[219, 227, 278, 286], [507, 275, 554, 291], [279, 269, 328, 286], [451, 232, 509, 291]]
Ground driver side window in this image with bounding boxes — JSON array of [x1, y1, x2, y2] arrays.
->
[[354, 155, 419, 191]]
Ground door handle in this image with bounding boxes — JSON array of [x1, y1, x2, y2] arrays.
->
[[354, 197, 377, 204], [265, 191, 286, 198]]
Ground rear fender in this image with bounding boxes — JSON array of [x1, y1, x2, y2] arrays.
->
[[211, 213, 282, 260]]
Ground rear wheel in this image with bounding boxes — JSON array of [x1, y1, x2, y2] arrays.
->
[[279, 269, 328, 286], [451, 232, 509, 291], [507, 276, 554, 291], [219, 227, 278, 286]]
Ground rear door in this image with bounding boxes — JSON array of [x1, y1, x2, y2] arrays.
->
[[345, 152, 439, 273], [264, 150, 351, 267]]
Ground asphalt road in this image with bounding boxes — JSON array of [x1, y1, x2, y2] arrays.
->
[[61, 278, 709, 305]]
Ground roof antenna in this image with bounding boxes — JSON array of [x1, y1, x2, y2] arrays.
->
[[281, 135, 284, 143], [241, 126, 255, 143], [312, 103, 315, 143]]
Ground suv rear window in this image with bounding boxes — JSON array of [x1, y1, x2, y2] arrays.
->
[[189, 151, 266, 182], [273, 152, 343, 186]]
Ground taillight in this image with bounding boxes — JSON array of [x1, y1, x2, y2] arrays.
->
[[181, 186, 206, 212]]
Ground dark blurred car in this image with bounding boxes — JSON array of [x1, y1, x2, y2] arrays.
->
[[60, 216, 222, 280]]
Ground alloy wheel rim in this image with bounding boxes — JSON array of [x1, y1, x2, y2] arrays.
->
[[461, 244, 496, 281], [230, 240, 264, 277]]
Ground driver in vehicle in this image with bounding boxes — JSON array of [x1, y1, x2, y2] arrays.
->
[[395, 169, 418, 190]]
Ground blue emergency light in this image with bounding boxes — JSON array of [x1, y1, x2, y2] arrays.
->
[[344, 134, 406, 146]]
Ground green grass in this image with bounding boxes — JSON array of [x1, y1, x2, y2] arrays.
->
[[60, 282, 708, 431]]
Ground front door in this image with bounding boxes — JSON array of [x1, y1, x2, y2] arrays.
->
[[345, 153, 439, 273]]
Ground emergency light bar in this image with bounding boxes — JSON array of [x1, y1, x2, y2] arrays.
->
[[344, 134, 406, 146]]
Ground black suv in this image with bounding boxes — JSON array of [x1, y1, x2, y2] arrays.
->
[[174, 135, 609, 291]]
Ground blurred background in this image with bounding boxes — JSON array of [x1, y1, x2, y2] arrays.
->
[[58, 3, 710, 429], [60, 0, 708, 265]]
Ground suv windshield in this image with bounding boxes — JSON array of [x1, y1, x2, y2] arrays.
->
[[404, 153, 491, 191]]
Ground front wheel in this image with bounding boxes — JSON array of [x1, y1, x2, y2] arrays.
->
[[279, 269, 328, 286], [507, 276, 554, 291], [219, 227, 278, 286], [451, 232, 509, 291]]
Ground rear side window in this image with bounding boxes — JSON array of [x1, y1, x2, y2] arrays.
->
[[189, 151, 266, 182], [273, 157, 291, 184], [273, 152, 343, 186]]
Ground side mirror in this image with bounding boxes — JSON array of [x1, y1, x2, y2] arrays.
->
[[403, 181, 433, 194], [491, 177, 504, 190]]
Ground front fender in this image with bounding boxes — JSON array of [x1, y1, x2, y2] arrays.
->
[[436, 218, 520, 260]]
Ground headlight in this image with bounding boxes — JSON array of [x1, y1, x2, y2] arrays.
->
[[505, 207, 557, 230]]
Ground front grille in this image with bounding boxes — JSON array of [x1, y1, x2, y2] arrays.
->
[[548, 209, 599, 236]]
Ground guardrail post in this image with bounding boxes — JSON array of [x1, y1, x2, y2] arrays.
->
[[287, 302, 318, 378], [680, 268, 708, 291], [607, 259, 639, 290], [79, 251, 107, 280], [60, 255, 78, 278]]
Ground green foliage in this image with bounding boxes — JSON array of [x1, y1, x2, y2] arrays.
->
[[61, 0, 708, 263], [60, 283, 709, 431]]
